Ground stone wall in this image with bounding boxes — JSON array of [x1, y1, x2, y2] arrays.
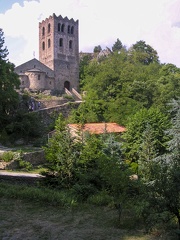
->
[[35, 101, 81, 128], [23, 150, 46, 166], [39, 98, 69, 108], [0, 150, 46, 170]]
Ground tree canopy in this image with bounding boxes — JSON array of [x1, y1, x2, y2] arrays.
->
[[73, 39, 180, 126]]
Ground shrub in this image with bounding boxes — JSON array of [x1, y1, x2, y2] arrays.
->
[[17, 159, 33, 171], [1, 151, 14, 162], [87, 190, 113, 206]]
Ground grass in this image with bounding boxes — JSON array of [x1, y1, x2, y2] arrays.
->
[[0, 182, 77, 207], [0, 182, 177, 240]]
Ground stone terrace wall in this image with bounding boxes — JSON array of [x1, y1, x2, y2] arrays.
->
[[39, 99, 69, 109], [0, 173, 44, 186], [0, 150, 46, 170], [35, 101, 81, 128]]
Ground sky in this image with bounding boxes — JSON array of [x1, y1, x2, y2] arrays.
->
[[0, 0, 180, 67]]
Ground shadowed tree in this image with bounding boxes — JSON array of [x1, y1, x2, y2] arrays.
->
[[94, 45, 102, 53], [138, 99, 180, 234], [112, 38, 123, 52], [0, 28, 20, 129]]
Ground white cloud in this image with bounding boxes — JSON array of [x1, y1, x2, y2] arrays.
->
[[0, 0, 180, 67]]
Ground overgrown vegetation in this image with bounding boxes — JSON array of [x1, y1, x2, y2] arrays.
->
[[42, 102, 180, 238]]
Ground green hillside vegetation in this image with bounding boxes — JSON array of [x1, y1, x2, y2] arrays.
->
[[72, 39, 180, 125], [0, 29, 180, 239]]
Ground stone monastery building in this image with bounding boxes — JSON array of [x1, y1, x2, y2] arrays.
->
[[15, 14, 79, 94]]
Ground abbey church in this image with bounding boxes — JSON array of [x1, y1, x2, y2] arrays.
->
[[15, 14, 79, 94]]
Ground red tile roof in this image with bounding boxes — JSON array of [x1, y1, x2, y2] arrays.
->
[[68, 123, 126, 134]]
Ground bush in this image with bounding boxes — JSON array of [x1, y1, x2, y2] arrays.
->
[[1, 151, 14, 162], [87, 190, 113, 206], [71, 183, 98, 201], [17, 159, 33, 171]]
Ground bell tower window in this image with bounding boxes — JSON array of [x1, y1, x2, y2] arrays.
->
[[58, 23, 61, 32], [42, 27, 45, 36], [68, 25, 70, 33], [59, 38, 63, 47], [69, 40, 73, 49], [61, 24, 65, 32], [71, 26, 74, 34], [48, 39, 51, 48], [42, 41, 45, 50], [48, 23, 51, 33]]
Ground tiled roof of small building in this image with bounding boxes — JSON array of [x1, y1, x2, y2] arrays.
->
[[68, 123, 126, 134]]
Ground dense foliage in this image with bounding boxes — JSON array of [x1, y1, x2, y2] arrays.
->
[[44, 114, 136, 203], [0, 30, 44, 145], [0, 28, 20, 129], [71, 40, 180, 125], [46, 39, 180, 236], [137, 99, 180, 232], [44, 100, 180, 236]]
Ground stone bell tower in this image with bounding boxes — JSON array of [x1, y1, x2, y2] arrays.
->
[[39, 13, 79, 93]]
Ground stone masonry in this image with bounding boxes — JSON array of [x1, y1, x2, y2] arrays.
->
[[15, 14, 79, 94]]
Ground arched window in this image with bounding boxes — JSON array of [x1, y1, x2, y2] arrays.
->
[[71, 26, 74, 34], [48, 39, 51, 48], [42, 41, 45, 50], [59, 38, 63, 47], [61, 24, 65, 32], [58, 23, 61, 32], [42, 27, 45, 36], [68, 25, 70, 34], [48, 23, 51, 33], [69, 40, 73, 49]]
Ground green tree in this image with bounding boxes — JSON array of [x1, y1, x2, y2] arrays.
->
[[79, 53, 92, 88], [138, 124, 158, 180], [99, 134, 137, 222], [155, 64, 180, 110], [0, 28, 20, 129], [74, 134, 104, 198], [112, 38, 123, 52], [5, 112, 44, 144], [44, 114, 81, 188], [122, 107, 170, 163], [93, 45, 102, 53], [138, 99, 180, 233], [129, 40, 159, 65]]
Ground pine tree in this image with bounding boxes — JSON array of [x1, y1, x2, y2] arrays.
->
[[139, 99, 180, 234], [112, 38, 123, 52]]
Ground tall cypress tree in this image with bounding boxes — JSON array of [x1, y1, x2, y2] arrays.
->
[[0, 28, 20, 129]]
